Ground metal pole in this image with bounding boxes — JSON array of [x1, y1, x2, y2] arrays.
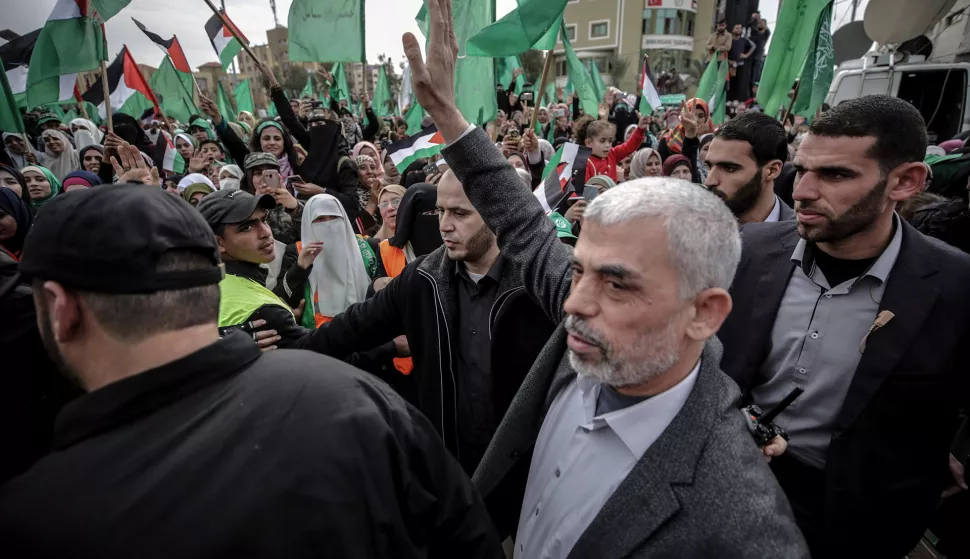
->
[[101, 60, 113, 132], [850, 0, 858, 21]]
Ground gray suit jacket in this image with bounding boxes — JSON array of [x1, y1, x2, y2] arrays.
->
[[443, 128, 808, 558], [778, 197, 796, 221]]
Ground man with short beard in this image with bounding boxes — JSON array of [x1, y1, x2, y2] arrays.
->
[[292, 170, 557, 475], [705, 111, 791, 223], [400, 1, 808, 557], [718, 95, 970, 558]]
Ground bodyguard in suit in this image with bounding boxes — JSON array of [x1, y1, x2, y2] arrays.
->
[[718, 95, 970, 558], [403, 3, 809, 556], [705, 112, 795, 222]]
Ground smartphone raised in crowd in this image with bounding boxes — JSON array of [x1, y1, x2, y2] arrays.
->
[[262, 169, 281, 192], [285, 175, 304, 189]]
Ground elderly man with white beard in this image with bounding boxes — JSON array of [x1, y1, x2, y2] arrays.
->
[[403, 1, 809, 557]]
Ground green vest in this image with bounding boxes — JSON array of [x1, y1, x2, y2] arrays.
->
[[218, 273, 294, 327]]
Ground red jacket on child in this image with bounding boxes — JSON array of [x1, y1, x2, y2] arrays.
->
[[585, 126, 645, 182]]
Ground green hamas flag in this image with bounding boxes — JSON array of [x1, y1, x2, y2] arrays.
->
[[416, 0, 497, 125], [792, 2, 834, 120], [372, 66, 394, 117], [694, 56, 720, 104], [330, 63, 350, 104], [757, 0, 833, 117], [266, 102, 278, 117], [234, 79, 255, 115], [465, 0, 569, 57], [90, 0, 133, 21], [497, 56, 526, 95], [404, 101, 425, 135], [561, 20, 598, 117], [300, 75, 314, 99], [218, 81, 237, 123], [288, 0, 365, 63], [707, 58, 730, 118], [150, 56, 197, 124], [590, 59, 607, 103], [0, 60, 26, 133]]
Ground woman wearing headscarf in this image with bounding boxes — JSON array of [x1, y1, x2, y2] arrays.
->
[[181, 182, 214, 206], [0, 163, 28, 200], [69, 118, 103, 150], [174, 133, 198, 163], [61, 170, 103, 193], [629, 148, 663, 179], [3, 133, 44, 170], [162, 175, 182, 195], [20, 165, 61, 210], [212, 111, 302, 182], [218, 164, 243, 191], [659, 98, 713, 159], [176, 173, 215, 194], [373, 183, 442, 280], [237, 111, 256, 132], [372, 185, 405, 242], [40, 130, 79, 181], [78, 145, 104, 174], [663, 154, 694, 180], [697, 133, 714, 183], [298, 194, 373, 327], [352, 141, 385, 181], [351, 154, 383, 236], [0, 187, 32, 261]]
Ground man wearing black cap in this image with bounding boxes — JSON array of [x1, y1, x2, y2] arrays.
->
[[0, 184, 502, 558], [197, 189, 323, 351]]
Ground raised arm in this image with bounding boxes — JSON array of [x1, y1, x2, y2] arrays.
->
[[403, 0, 572, 323], [201, 96, 250, 166]]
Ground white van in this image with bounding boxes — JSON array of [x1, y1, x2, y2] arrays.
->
[[826, 53, 970, 143]]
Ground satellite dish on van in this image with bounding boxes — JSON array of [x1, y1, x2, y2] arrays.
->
[[898, 35, 934, 58], [832, 21, 873, 64], [864, 0, 957, 44]]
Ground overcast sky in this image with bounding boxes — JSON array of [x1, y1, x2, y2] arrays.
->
[[0, 0, 873, 74]]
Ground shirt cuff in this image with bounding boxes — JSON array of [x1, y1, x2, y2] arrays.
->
[[453, 124, 477, 144]]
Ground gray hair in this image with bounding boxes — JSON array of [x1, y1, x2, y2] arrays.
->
[[514, 167, 532, 188], [583, 178, 741, 299]]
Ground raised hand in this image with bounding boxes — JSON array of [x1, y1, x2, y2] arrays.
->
[[402, 0, 467, 142], [111, 141, 157, 184], [199, 95, 223, 125], [679, 101, 699, 139], [297, 241, 324, 269], [188, 151, 208, 173]]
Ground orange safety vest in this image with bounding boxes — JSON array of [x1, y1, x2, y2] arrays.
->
[[379, 240, 413, 375]]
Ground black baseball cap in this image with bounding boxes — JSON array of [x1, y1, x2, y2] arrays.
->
[[197, 189, 276, 229], [18, 184, 224, 294]]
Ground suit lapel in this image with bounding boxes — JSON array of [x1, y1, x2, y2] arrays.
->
[[836, 223, 940, 430], [740, 227, 799, 391], [567, 341, 725, 559]]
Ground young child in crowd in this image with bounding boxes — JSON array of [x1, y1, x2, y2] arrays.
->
[[574, 116, 645, 182]]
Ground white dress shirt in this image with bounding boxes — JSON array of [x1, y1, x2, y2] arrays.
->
[[764, 196, 782, 222], [513, 360, 701, 559]]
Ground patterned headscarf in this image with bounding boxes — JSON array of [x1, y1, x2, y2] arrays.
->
[[662, 98, 709, 154]]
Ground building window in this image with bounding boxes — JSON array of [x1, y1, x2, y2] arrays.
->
[[581, 56, 611, 75], [556, 60, 568, 77], [642, 8, 695, 37], [564, 24, 577, 42], [590, 21, 609, 39]]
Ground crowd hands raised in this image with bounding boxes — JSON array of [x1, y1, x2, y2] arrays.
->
[[3, 0, 970, 556]]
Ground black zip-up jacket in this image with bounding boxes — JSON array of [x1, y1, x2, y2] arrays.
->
[[308, 246, 557, 471]]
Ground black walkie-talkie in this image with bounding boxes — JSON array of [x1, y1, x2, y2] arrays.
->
[[742, 387, 804, 447]]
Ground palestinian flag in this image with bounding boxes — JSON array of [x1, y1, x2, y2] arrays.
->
[[205, 10, 247, 71], [132, 18, 192, 73], [386, 124, 446, 171], [153, 132, 185, 174], [26, 0, 108, 109], [638, 57, 662, 116], [82, 46, 159, 119], [0, 29, 41, 107], [535, 143, 591, 213]]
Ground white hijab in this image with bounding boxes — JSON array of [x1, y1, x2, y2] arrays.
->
[[41, 129, 80, 181], [301, 194, 370, 318], [69, 118, 102, 151]]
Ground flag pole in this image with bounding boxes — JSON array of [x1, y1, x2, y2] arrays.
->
[[78, 102, 90, 120], [200, 0, 261, 66], [780, 79, 801, 126], [101, 60, 113, 132], [530, 50, 555, 132]]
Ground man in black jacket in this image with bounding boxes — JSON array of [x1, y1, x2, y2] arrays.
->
[[718, 95, 970, 558], [308, 171, 557, 474], [0, 184, 502, 558]]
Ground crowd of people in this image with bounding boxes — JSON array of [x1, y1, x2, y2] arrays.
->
[[2, 0, 970, 556]]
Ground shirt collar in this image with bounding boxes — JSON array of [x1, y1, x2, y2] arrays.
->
[[764, 196, 781, 223], [577, 358, 701, 458], [225, 259, 269, 285], [51, 332, 261, 450], [455, 253, 505, 283], [791, 213, 904, 284]]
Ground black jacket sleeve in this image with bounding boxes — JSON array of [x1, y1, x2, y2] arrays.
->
[[658, 136, 672, 163], [682, 136, 701, 184], [214, 119, 251, 169], [271, 87, 311, 148], [361, 108, 380, 143], [272, 261, 310, 309], [329, 157, 362, 220]]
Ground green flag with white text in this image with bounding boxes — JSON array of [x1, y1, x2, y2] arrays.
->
[[466, 0, 568, 57], [234, 79, 255, 115], [792, 3, 834, 120], [300, 75, 314, 99], [218, 81, 237, 123], [757, 0, 833, 118], [590, 59, 607, 103], [372, 66, 394, 117], [288, 0, 365, 63], [331, 63, 350, 104]]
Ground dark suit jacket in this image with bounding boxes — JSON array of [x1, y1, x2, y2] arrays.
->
[[718, 219, 970, 558], [777, 197, 795, 221], [443, 127, 809, 558]]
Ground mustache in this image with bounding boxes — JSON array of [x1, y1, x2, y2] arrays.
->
[[565, 315, 608, 351]]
